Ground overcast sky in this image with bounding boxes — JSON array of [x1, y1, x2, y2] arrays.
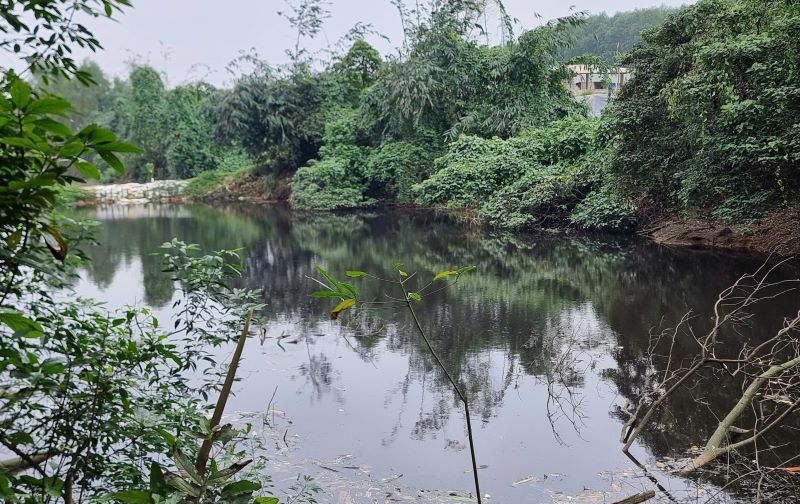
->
[[5, 1, 694, 87]]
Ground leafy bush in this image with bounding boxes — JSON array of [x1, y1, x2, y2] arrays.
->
[[479, 163, 588, 230], [570, 186, 636, 232], [292, 157, 373, 210], [364, 141, 436, 202]]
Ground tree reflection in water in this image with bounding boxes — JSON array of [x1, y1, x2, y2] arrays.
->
[[74, 203, 800, 502]]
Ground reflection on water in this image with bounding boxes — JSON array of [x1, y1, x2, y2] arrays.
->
[[74, 204, 799, 503]]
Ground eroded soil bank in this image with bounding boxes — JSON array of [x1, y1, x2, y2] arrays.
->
[[648, 208, 800, 256]]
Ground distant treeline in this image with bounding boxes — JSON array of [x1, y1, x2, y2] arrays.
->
[[561, 6, 677, 62]]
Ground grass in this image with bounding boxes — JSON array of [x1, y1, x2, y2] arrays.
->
[[184, 166, 253, 199]]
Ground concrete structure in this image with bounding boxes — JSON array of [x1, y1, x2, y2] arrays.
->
[[564, 64, 630, 95]]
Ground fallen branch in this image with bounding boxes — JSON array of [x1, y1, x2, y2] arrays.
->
[[612, 490, 656, 504]]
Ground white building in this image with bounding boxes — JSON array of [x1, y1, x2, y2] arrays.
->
[[564, 64, 630, 95]]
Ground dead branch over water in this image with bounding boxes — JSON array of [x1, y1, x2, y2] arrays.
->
[[620, 256, 800, 489]]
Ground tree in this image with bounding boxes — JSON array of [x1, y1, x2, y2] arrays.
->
[[165, 84, 219, 179], [125, 65, 170, 180], [560, 7, 677, 62], [607, 0, 800, 222]]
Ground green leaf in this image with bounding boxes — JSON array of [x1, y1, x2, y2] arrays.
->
[[310, 290, 345, 299], [103, 141, 141, 153], [433, 270, 458, 281], [0, 311, 43, 335], [75, 161, 101, 180], [208, 459, 252, 483], [314, 265, 340, 290], [345, 271, 368, 277], [111, 490, 151, 504], [99, 150, 125, 174], [34, 118, 72, 137], [10, 80, 31, 108], [164, 474, 200, 497], [27, 97, 70, 115], [407, 292, 422, 302], [221, 480, 261, 496], [149, 462, 168, 496], [0, 136, 36, 149], [330, 298, 355, 320], [254, 498, 280, 504], [171, 444, 202, 485], [40, 358, 65, 374], [88, 127, 117, 144], [339, 282, 358, 299], [212, 423, 238, 445], [154, 428, 175, 446]]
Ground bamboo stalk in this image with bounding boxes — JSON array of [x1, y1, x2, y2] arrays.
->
[[195, 309, 254, 476]]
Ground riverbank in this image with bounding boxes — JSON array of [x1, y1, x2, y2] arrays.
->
[[70, 180, 800, 257], [647, 208, 800, 256]]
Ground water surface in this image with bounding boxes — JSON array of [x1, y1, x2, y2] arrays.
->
[[74, 204, 799, 503]]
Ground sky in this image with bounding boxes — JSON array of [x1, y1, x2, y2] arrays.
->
[[3, 0, 695, 87]]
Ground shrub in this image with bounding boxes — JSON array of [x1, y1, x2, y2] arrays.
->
[[292, 157, 374, 210], [364, 141, 436, 202], [570, 186, 636, 232], [479, 163, 588, 230]]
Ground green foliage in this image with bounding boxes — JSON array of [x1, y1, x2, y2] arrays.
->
[[292, 158, 373, 211], [165, 84, 219, 179], [333, 39, 383, 101], [0, 238, 265, 501], [560, 7, 677, 62], [54, 184, 94, 205], [570, 186, 635, 232], [125, 65, 170, 180], [364, 141, 436, 202], [185, 166, 253, 199], [0, 0, 131, 82], [608, 0, 800, 221], [291, 107, 373, 210], [364, 11, 585, 142], [213, 66, 326, 175], [0, 75, 138, 287], [414, 117, 593, 222]]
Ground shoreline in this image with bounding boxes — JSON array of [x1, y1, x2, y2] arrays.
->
[[72, 188, 800, 257]]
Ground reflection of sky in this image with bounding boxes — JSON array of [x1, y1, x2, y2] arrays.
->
[[72, 204, 781, 503]]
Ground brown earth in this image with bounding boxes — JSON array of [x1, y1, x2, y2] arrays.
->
[[648, 207, 800, 256]]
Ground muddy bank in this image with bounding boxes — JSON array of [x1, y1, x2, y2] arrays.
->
[[648, 208, 800, 256]]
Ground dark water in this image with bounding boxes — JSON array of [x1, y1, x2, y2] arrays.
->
[[74, 204, 799, 503]]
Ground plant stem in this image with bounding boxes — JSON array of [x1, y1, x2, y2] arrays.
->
[[195, 308, 254, 476], [399, 280, 482, 504]]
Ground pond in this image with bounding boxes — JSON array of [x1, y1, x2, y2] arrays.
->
[[73, 204, 799, 503]]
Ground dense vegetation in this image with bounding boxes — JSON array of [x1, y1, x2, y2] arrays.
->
[[39, 63, 251, 182], [2, 0, 800, 501], [53, 0, 799, 233], [608, 0, 800, 223]]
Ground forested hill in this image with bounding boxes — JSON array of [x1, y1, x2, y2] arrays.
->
[[561, 6, 677, 61]]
